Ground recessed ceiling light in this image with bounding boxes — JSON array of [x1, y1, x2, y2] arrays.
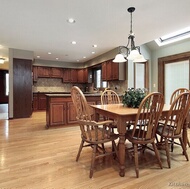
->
[[83, 56, 86, 59], [48, 52, 51, 55], [56, 58, 59, 60], [92, 44, 97, 48], [92, 52, 95, 54], [77, 60, 79, 62], [67, 18, 76, 23], [71, 41, 77, 45], [37, 55, 40, 58]]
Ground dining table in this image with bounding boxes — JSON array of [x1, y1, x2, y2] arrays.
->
[[90, 103, 186, 177]]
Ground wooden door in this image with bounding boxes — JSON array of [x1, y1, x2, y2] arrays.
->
[[13, 58, 32, 118]]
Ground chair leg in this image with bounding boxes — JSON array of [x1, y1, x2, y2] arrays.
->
[[76, 140, 84, 162], [165, 139, 171, 168], [90, 144, 97, 178], [187, 137, 190, 147], [112, 141, 119, 160], [134, 144, 139, 178], [152, 142, 162, 169], [179, 137, 189, 161]]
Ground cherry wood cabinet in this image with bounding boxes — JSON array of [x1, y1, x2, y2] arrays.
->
[[33, 66, 89, 83], [37, 67, 51, 77], [50, 67, 63, 78], [33, 93, 47, 111], [46, 94, 101, 128], [77, 68, 88, 83], [33, 66, 63, 81], [63, 69, 77, 83], [102, 59, 126, 81]]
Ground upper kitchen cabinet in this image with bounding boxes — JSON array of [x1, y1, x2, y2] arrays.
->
[[50, 67, 63, 78], [102, 59, 126, 81], [63, 68, 77, 83], [33, 66, 63, 81], [77, 68, 88, 83], [37, 66, 51, 78]]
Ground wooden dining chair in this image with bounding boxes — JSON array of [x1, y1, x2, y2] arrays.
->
[[125, 92, 164, 178], [156, 91, 190, 168], [71, 86, 119, 178], [101, 89, 121, 105], [100, 89, 121, 132], [169, 88, 190, 151]]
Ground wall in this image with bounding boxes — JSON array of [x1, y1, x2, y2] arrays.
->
[[150, 39, 190, 92], [33, 59, 84, 68], [33, 78, 84, 93]]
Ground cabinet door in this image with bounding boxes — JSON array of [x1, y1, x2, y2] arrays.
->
[[112, 62, 119, 80], [102, 62, 107, 81], [33, 66, 38, 82], [50, 103, 67, 126], [63, 69, 71, 82], [38, 67, 50, 77], [67, 102, 77, 124], [33, 94, 38, 111], [77, 69, 84, 83], [38, 94, 47, 110], [51, 68, 63, 78], [71, 69, 78, 82], [83, 68, 88, 83]]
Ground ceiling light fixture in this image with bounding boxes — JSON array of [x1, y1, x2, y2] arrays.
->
[[71, 41, 77, 45], [0, 58, 5, 64], [67, 18, 76, 24], [113, 7, 146, 63], [92, 44, 97, 48]]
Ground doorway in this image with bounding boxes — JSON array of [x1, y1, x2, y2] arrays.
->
[[0, 70, 9, 120]]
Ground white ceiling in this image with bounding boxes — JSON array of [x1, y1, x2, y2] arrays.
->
[[0, 0, 190, 64]]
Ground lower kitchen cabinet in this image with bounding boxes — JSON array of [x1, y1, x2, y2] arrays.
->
[[50, 102, 67, 126], [46, 94, 100, 128]]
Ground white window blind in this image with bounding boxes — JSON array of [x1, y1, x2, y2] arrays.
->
[[164, 60, 189, 104]]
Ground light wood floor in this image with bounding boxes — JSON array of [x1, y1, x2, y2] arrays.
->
[[0, 111, 190, 189]]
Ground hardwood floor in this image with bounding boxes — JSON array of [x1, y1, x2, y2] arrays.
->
[[0, 111, 190, 189]]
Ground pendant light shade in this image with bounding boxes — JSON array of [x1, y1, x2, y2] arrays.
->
[[113, 54, 127, 63], [113, 7, 146, 63], [0, 58, 5, 64]]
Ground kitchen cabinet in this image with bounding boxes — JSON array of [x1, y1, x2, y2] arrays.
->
[[33, 66, 38, 82], [77, 68, 88, 83], [37, 67, 51, 77], [50, 67, 63, 78], [38, 94, 47, 110], [50, 102, 67, 126], [33, 93, 38, 111], [33, 93, 47, 111], [46, 94, 101, 128], [102, 59, 126, 81], [63, 68, 77, 83]]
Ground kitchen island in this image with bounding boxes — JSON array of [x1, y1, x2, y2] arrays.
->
[[45, 93, 102, 128]]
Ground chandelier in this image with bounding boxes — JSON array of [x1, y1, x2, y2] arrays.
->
[[113, 7, 146, 63]]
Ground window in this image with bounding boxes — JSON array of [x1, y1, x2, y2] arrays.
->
[[155, 27, 190, 46], [164, 60, 189, 104], [134, 62, 149, 90], [94, 69, 107, 88]]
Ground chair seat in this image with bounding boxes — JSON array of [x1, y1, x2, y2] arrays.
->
[[157, 124, 181, 138], [126, 129, 155, 144], [83, 129, 118, 143]]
